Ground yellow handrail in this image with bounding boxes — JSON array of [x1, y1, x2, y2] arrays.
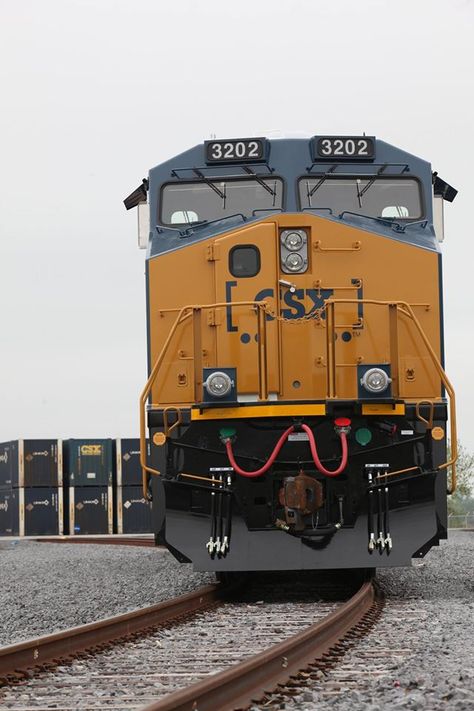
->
[[324, 298, 457, 493], [140, 301, 270, 496], [140, 297, 457, 496]]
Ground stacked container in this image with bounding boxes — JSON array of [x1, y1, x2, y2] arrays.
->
[[115, 438, 152, 533], [65, 439, 113, 534], [0, 440, 63, 536]]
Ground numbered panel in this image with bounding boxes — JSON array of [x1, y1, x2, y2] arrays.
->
[[313, 136, 375, 161], [205, 137, 267, 164]]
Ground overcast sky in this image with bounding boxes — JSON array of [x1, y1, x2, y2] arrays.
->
[[1, 0, 473, 450]]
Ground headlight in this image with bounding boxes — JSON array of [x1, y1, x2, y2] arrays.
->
[[280, 228, 308, 274], [285, 253, 305, 271], [283, 231, 304, 251], [360, 367, 392, 394], [204, 371, 233, 398]]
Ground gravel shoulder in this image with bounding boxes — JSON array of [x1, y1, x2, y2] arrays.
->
[[0, 541, 213, 646], [277, 530, 474, 710]]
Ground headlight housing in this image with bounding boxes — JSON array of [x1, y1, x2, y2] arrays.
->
[[280, 229, 308, 274], [285, 253, 305, 271], [360, 367, 392, 394], [283, 231, 304, 251], [204, 371, 233, 398]]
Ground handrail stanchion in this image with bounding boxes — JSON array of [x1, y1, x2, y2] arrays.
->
[[325, 301, 336, 398], [389, 303, 400, 399], [192, 307, 203, 404], [257, 303, 268, 401]]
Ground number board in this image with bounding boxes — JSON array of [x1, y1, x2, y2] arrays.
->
[[205, 138, 267, 164], [313, 136, 375, 161]]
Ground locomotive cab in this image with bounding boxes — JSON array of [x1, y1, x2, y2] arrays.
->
[[125, 134, 457, 572]]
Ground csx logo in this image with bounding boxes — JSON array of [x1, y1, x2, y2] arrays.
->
[[0, 452, 8, 464], [80, 445, 102, 456], [225, 282, 335, 332], [0, 501, 8, 511]]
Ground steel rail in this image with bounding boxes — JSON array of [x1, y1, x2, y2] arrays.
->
[[0, 583, 223, 678], [32, 535, 156, 547], [141, 578, 377, 711]]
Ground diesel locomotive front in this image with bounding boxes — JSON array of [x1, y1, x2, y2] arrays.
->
[[125, 134, 458, 572]]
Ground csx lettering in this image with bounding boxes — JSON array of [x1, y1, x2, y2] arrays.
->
[[231, 287, 335, 330], [80, 445, 102, 456]]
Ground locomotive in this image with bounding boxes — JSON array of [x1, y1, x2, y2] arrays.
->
[[125, 134, 458, 572]]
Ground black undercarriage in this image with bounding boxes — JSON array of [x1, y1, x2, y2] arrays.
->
[[148, 403, 448, 571]]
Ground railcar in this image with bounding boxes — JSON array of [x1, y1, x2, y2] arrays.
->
[[125, 134, 458, 572]]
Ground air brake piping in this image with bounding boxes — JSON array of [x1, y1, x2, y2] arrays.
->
[[222, 420, 349, 478]]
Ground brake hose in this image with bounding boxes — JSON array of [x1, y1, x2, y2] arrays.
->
[[301, 423, 348, 477], [224, 426, 295, 478], [224, 419, 349, 478]]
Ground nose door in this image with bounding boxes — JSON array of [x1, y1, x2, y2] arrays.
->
[[212, 222, 280, 398]]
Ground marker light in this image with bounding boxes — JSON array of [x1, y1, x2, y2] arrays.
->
[[355, 427, 372, 446], [283, 231, 304, 251], [204, 371, 233, 398], [360, 367, 392, 394], [285, 253, 305, 271]]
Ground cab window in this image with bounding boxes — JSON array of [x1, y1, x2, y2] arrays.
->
[[160, 178, 284, 226], [298, 177, 422, 219], [229, 245, 260, 278]]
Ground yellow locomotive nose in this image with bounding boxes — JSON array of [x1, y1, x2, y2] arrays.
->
[[126, 134, 457, 573]]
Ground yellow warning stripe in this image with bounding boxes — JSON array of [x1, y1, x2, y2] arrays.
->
[[191, 403, 327, 421], [361, 403, 405, 416]]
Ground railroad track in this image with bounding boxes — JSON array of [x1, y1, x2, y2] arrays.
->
[[0, 574, 380, 711], [33, 535, 156, 547]]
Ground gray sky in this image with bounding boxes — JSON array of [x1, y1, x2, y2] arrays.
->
[[1, 0, 473, 448]]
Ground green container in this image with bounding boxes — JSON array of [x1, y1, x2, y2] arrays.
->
[[65, 439, 113, 487]]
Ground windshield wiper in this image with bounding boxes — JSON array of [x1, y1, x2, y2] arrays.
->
[[306, 165, 338, 206], [242, 166, 276, 198], [356, 163, 388, 204], [192, 169, 226, 202]]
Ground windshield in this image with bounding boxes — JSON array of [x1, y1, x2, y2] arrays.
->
[[160, 178, 284, 225], [298, 177, 422, 219]]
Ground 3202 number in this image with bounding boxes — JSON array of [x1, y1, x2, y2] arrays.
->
[[206, 139, 264, 163], [316, 136, 375, 160]]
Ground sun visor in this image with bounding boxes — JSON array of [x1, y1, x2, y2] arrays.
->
[[124, 179, 149, 210], [432, 173, 457, 202]]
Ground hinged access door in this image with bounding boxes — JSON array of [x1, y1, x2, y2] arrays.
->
[[213, 222, 280, 398]]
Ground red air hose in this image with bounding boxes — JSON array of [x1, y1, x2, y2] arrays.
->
[[224, 421, 349, 479], [301, 423, 348, 477], [225, 426, 295, 478]]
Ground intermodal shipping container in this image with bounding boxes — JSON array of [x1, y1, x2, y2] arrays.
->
[[68, 486, 113, 534], [65, 439, 113, 487], [0, 441, 13, 488], [0, 488, 16, 535], [0, 487, 63, 536], [116, 438, 150, 487], [116, 486, 152, 534], [0, 440, 62, 488]]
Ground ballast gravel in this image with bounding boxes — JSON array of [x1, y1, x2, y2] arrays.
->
[[0, 541, 213, 646], [270, 530, 474, 711], [0, 533, 472, 710]]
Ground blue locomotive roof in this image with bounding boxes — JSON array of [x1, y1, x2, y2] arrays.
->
[[124, 137, 455, 258]]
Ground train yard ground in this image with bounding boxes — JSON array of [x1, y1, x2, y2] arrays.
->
[[0, 532, 472, 710]]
